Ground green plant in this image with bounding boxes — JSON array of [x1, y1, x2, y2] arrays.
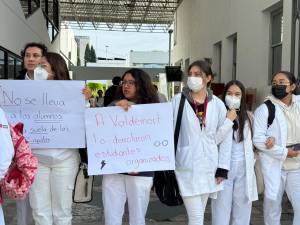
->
[[87, 82, 104, 97]]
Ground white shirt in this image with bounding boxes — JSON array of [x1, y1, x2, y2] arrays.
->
[[231, 131, 245, 162], [275, 96, 300, 171], [32, 148, 78, 166], [25, 72, 31, 80]]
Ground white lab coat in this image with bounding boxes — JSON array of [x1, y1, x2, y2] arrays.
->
[[215, 118, 258, 202], [0, 108, 14, 225], [0, 108, 13, 183], [253, 95, 300, 200], [242, 121, 258, 202], [171, 93, 232, 197]]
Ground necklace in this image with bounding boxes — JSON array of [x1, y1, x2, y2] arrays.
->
[[191, 94, 208, 128]]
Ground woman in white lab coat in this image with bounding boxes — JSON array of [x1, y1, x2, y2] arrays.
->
[[171, 60, 232, 225], [0, 108, 14, 225], [253, 71, 300, 225], [211, 80, 258, 225]]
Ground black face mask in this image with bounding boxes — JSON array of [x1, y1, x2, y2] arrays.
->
[[271, 85, 288, 99]]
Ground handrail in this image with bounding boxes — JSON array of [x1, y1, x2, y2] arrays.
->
[[59, 51, 75, 67]]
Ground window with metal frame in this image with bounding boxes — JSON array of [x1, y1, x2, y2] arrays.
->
[[213, 41, 222, 82], [45, 0, 60, 42], [291, 0, 300, 79], [8, 56, 15, 79], [232, 35, 237, 80], [19, 0, 40, 18], [18, 0, 60, 43], [227, 33, 237, 80], [270, 8, 283, 80], [0, 47, 22, 79], [0, 50, 5, 79]]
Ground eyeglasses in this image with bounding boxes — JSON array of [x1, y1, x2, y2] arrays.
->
[[121, 80, 136, 87]]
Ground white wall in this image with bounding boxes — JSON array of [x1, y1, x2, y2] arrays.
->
[[129, 50, 168, 65], [0, 0, 60, 55], [72, 66, 164, 81], [75, 36, 90, 66], [87, 60, 128, 68], [60, 22, 78, 65], [172, 0, 293, 104]]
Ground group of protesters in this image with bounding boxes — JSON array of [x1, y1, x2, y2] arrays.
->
[[1, 42, 300, 225]]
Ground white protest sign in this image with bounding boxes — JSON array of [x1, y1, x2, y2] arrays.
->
[[85, 103, 175, 175], [0, 80, 86, 148]]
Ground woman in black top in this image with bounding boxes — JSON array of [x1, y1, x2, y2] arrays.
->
[[102, 68, 159, 225]]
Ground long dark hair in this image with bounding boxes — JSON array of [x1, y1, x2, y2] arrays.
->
[[272, 71, 299, 95], [44, 52, 70, 80], [115, 68, 159, 104], [222, 80, 251, 142]]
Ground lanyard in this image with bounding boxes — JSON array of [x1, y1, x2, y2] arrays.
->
[[193, 96, 208, 128]]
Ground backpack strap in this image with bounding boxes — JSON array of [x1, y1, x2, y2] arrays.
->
[[174, 94, 186, 154], [264, 100, 275, 128], [79, 148, 88, 164]]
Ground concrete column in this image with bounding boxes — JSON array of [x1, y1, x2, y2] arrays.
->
[[281, 0, 293, 70]]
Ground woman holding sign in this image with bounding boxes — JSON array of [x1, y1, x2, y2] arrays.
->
[[171, 60, 232, 225], [28, 52, 80, 225], [102, 68, 159, 225]]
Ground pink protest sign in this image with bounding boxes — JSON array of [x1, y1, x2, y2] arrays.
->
[[85, 103, 175, 175]]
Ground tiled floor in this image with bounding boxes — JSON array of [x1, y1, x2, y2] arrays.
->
[[2, 177, 293, 225]]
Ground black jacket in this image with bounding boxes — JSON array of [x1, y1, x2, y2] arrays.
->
[[103, 85, 119, 107], [16, 69, 27, 80]]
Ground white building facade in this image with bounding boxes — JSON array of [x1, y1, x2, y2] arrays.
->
[[172, 0, 297, 104], [60, 22, 78, 66], [87, 59, 128, 68], [0, 0, 60, 79], [75, 36, 90, 66], [129, 50, 168, 68]]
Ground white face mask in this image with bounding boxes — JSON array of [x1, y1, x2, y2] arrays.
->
[[187, 77, 204, 92], [34, 65, 48, 80], [225, 95, 241, 109]]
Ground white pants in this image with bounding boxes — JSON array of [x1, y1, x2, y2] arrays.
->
[[264, 169, 300, 225], [102, 174, 153, 225], [0, 205, 4, 225], [16, 197, 33, 225], [211, 160, 252, 225], [182, 194, 209, 225], [29, 154, 79, 225]]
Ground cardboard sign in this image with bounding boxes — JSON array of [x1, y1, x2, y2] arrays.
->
[[0, 80, 86, 148], [85, 103, 175, 175]]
